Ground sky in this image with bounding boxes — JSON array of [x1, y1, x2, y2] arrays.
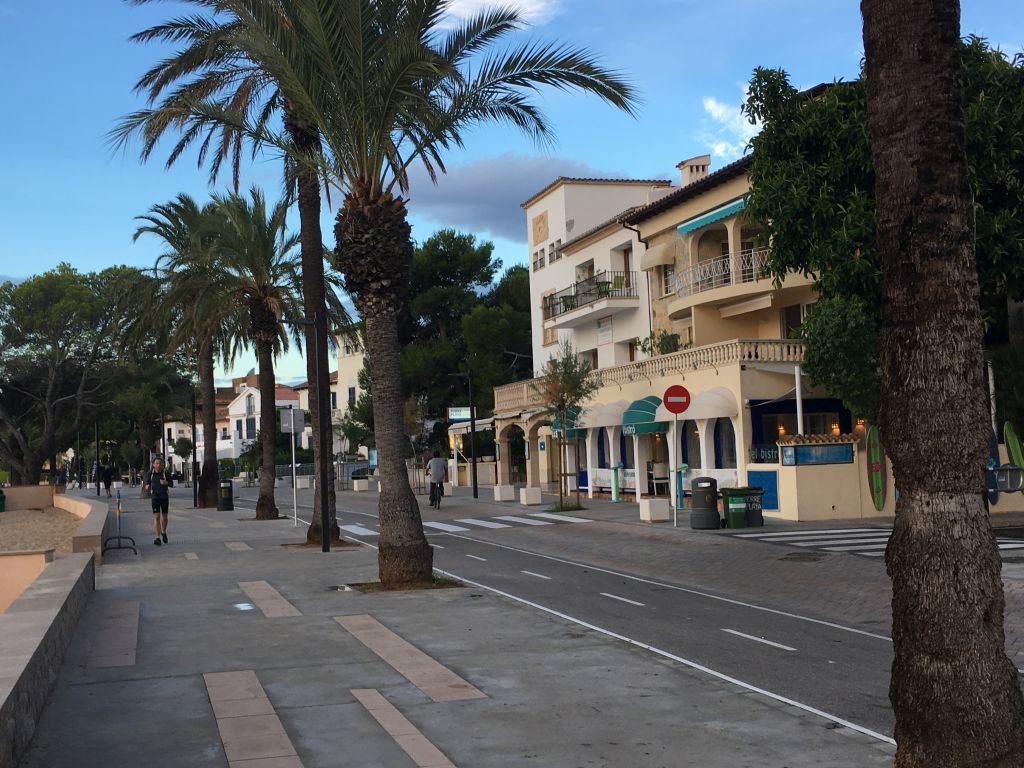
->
[[1, 0, 1021, 382]]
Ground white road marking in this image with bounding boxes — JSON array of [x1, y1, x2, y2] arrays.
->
[[772, 533, 892, 544], [442, 532, 892, 642], [735, 528, 885, 539], [998, 543, 1024, 550], [495, 515, 552, 526], [432, 544, 445, 549], [822, 543, 889, 552], [722, 628, 797, 652], [340, 524, 379, 537], [600, 592, 645, 607], [793, 537, 891, 547], [433, 566, 895, 746], [422, 521, 471, 533], [521, 570, 552, 580], [456, 518, 511, 529], [529, 512, 590, 523], [465, 554, 487, 562]]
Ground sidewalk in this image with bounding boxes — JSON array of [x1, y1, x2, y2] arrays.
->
[[19, 490, 895, 767]]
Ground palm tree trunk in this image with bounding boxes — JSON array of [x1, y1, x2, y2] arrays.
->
[[862, 1, 1024, 764], [334, 184, 432, 587], [197, 335, 219, 508], [255, 337, 279, 520], [285, 108, 339, 544]]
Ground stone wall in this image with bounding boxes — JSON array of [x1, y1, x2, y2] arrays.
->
[[0, 553, 94, 768]]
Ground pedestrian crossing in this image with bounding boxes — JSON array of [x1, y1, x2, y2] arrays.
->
[[733, 527, 1024, 558], [339, 511, 590, 538]]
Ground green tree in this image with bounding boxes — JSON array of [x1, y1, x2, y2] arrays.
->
[[861, 2, 1024, 763], [535, 340, 598, 510], [116, 1, 340, 544], [173, 436, 195, 469], [744, 38, 1024, 419], [193, 0, 637, 586]]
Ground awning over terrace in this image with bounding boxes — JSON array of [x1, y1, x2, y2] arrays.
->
[[577, 400, 630, 430], [552, 406, 585, 439], [622, 396, 668, 436], [639, 243, 674, 271], [676, 197, 745, 235]]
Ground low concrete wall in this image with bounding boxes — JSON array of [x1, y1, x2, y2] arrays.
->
[[53, 495, 111, 566], [0, 550, 54, 614], [2, 486, 53, 511], [0, 553, 94, 768]]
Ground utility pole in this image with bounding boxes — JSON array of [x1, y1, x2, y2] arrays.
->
[[450, 371, 478, 499], [191, 390, 199, 508], [94, 420, 100, 497]]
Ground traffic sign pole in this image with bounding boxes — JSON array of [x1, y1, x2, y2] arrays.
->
[[662, 385, 691, 528]]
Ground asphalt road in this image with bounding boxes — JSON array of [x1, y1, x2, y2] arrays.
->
[[233, 488, 895, 745]]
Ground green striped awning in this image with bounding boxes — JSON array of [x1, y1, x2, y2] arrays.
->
[[676, 197, 745, 234], [622, 396, 668, 436], [552, 406, 585, 439]]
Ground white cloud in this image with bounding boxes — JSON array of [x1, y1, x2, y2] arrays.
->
[[442, 0, 561, 25], [697, 88, 760, 161]]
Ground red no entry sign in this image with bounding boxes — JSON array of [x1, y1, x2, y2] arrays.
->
[[663, 384, 691, 414]]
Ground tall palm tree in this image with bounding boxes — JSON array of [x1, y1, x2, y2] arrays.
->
[[133, 194, 225, 508], [861, 0, 1024, 764], [113, 1, 341, 542], [204, 187, 327, 519], [195, 0, 637, 586]]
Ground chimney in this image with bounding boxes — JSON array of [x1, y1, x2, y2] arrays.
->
[[676, 155, 711, 187]]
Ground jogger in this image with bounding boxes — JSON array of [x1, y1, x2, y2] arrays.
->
[[145, 456, 173, 546]]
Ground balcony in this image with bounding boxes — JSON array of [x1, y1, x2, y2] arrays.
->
[[542, 271, 638, 327], [494, 338, 805, 415], [676, 248, 770, 297]]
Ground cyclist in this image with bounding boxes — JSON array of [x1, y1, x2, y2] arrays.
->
[[427, 451, 447, 509]]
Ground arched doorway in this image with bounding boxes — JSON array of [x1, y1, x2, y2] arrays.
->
[[680, 419, 701, 469], [527, 419, 553, 489], [713, 417, 738, 469], [498, 423, 527, 485]]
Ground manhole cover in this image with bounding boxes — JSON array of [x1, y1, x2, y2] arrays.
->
[[779, 551, 825, 562]]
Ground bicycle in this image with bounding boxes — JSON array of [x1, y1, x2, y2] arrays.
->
[[429, 481, 443, 509]]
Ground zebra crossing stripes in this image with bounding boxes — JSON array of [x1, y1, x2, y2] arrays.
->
[[734, 527, 1024, 558], [422, 521, 471, 533], [339, 511, 590, 539], [456, 518, 511, 529]]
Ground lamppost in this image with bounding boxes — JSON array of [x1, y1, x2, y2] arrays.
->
[[94, 420, 100, 497], [283, 313, 331, 552], [191, 389, 199, 508], [449, 371, 478, 499]]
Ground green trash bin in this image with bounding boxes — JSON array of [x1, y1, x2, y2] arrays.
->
[[721, 488, 748, 529], [0, 488, 5, 512]]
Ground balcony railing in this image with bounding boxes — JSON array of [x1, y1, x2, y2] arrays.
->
[[494, 338, 805, 414], [543, 270, 637, 320], [676, 248, 770, 297]]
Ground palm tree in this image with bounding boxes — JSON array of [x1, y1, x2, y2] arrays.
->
[[204, 187, 320, 519], [113, 1, 340, 542], [183, 0, 637, 586], [133, 194, 226, 508], [861, 0, 1024, 764]]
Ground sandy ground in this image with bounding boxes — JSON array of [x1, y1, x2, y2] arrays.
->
[[0, 507, 80, 553]]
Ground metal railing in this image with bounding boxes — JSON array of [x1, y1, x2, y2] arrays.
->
[[493, 338, 805, 414], [676, 248, 770, 297], [542, 270, 637, 320]]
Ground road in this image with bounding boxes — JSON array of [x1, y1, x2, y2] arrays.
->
[[232, 487, 896, 745]]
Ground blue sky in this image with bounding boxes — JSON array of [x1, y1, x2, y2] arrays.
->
[[1, 0, 1021, 381]]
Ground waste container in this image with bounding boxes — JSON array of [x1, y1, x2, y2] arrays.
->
[[745, 487, 765, 527], [720, 488, 748, 529], [690, 477, 720, 529], [0, 488, 5, 513], [217, 479, 234, 511]]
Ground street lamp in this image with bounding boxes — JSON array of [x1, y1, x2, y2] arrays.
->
[[283, 313, 331, 552], [191, 389, 199, 508], [449, 371, 478, 499]]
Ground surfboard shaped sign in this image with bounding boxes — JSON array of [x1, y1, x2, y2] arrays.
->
[[865, 425, 886, 512]]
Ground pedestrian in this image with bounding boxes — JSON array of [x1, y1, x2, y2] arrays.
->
[[427, 450, 447, 509], [101, 464, 114, 498], [145, 456, 173, 546]]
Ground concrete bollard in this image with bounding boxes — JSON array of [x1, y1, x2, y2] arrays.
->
[[352, 479, 369, 492], [639, 498, 671, 523], [493, 485, 516, 502], [519, 487, 543, 506]]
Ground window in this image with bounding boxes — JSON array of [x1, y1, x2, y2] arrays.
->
[[245, 417, 256, 439], [532, 248, 546, 271], [166, 427, 173, 442], [235, 418, 243, 436], [548, 241, 561, 264], [330, 391, 337, 410], [541, 291, 557, 346], [660, 264, 676, 296], [245, 394, 255, 416], [348, 387, 356, 406], [622, 248, 632, 287], [221, 427, 229, 440], [782, 304, 803, 339], [596, 316, 613, 345]]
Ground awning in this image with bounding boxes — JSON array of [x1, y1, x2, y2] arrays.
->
[[622, 396, 668, 436], [639, 243, 674, 272], [676, 197, 745, 234], [654, 386, 739, 422], [577, 400, 630, 429], [448, 417, 495, 435], [552, 406, 585, 439]]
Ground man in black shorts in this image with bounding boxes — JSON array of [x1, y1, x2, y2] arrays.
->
[[145, 456, 173, 546]]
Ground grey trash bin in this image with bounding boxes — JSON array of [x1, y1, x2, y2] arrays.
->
[[217, 479, 234, 511], [690, 476, 720, 529]]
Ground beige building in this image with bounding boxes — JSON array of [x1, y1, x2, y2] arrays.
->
[[494, 154, 900, 521]]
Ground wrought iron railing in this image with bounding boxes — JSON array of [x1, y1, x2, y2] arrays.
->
[[676, 248, 770, 297], [543, 270, 637, 320]]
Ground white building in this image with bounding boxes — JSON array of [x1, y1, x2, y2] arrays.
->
[[291, 334, 368, 457]]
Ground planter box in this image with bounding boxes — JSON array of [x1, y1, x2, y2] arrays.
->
[[352, 479, 369, 492], [493, 485, 516, 502], [639, 498, 671, 523], [519, 487, 543, 506], [296, 477, 311, 490]]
